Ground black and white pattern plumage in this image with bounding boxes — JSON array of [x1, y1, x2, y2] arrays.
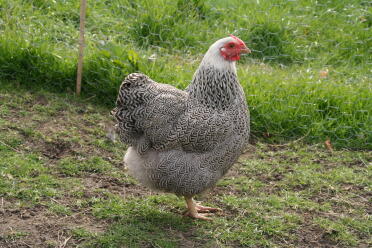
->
[[113, 37, 250, 197]]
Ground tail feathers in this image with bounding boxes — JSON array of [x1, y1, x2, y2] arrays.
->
[[119, 73, 151, 90], [116, 73, 153, 108], [113, 73, 155, 149], [113, 72, 187, 153]]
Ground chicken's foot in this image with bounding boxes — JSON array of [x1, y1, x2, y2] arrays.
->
[[184, 197, 220, 220]]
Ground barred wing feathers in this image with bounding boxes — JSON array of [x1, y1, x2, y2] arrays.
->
[[113, 73, 235, 155], [174, 107, 233, 152]]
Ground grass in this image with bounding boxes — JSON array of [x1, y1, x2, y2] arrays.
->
[[0, 3, 370, 246], [0, 0, 370, 149], [0, 83, 371, 247]]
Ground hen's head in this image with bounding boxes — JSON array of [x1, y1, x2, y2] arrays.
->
[[220, 35, 251, 61], [202, 35, 251, 70]]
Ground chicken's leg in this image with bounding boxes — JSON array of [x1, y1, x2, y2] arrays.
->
[[184, 197, 221, 220]]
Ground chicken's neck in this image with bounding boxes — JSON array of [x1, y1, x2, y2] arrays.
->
[[188, 64, 241, 110]]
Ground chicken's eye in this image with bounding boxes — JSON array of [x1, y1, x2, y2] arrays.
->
[[229, 43, 235, 48]]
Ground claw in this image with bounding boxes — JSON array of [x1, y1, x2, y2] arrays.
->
[[184, 197, 221, 220], [195, 205, 221, 213], [184, 210, 213, 220]]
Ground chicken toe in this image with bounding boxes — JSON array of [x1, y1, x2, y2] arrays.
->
[[184, 197, 220, 220], [184, 210, 213, 220], [195, 204, 221, 213]]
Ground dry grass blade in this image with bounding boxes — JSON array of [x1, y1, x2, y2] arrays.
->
[[1, 197, 4, 214], [59, 236, 72, 248], [0, 140, 23, 154]]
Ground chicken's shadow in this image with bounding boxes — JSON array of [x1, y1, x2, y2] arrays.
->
[[106, 209, 194, 244], [127, 209, 188, 225]]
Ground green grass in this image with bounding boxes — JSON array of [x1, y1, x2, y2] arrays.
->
[[0, 0, 370, 149], [0, 85, 371, 247], [0, 2, 370, 245]]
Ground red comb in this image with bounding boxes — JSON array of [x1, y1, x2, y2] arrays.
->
[[229, 34, 245, 46]]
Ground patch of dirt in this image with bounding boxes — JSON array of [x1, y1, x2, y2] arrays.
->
[[239, 144, 257, 160], [177, 227, 208, 248], [33, 94, 49, 106], [0, 200, 107, 248], [293, 223, 340, 248], [82, 175, 148, 198], [43, 140, 73, 159], [225, 165, 242, 178], [2, 90, 122, 164], [256, 171, 288, 184], [36, 116, 69, 136]]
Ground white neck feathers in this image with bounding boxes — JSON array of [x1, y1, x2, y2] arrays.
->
[[199, 37, 237, 73]]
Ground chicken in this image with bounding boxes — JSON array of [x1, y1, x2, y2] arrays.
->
[[112, 35, 251, 220]]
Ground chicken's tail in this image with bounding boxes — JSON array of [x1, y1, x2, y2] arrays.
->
[[112, 73, 155, 147], [115, 73, 153, 112]]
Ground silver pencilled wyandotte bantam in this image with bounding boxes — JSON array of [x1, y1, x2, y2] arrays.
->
[[112, 35, 251, 220]]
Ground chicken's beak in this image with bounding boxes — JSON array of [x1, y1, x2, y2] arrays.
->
[[240, 46, 251, 54]]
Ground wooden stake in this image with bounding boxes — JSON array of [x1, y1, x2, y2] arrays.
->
[[76, 0, 87, 96]]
